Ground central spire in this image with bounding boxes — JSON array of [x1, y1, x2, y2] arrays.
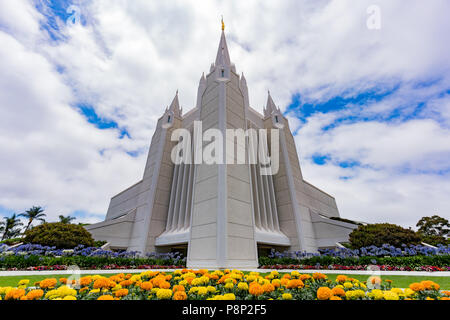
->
[[215, 20, 231, 67]]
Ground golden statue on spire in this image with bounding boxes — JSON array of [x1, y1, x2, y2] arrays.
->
[[221, 16, 225, 31]]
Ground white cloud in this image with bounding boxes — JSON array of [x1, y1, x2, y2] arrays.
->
[[0, 0, 449, 228]]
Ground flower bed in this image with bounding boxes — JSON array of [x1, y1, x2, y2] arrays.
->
[[260, 264, 450, 272], [0, 244, 185, 270], [259, 245, 450, 271], [0, 270, 448, 301]]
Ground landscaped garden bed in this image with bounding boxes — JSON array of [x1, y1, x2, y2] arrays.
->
[[0, 269, 449, 300], [1, 244, 449, 271], [259, 245, 450, 271]]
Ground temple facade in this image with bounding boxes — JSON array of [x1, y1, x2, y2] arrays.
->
[[86, 26, 358, 268]]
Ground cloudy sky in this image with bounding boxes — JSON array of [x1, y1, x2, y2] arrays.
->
[[0, 0, 449, 229]]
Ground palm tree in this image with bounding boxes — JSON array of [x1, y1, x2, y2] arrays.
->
[[59, 215, 76, 224], [19, 206, 46, 232], [0, 214, 24, 241]]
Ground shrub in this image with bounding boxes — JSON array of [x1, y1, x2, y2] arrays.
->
[[349, 223, 421, 249], [23, 223, 95, 249], [420, 235, 450, 246]]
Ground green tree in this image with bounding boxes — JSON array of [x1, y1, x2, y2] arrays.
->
[[58, 215, 76, 224], [18, 206, 46, 232], [416, 215, 450, 238], [23, 222, 94, 248], [349, 223, 422, 249], [0, 214, 24, 241]]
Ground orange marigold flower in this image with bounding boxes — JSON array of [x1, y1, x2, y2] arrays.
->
[[249, 283, 264, 296], [440, 297, 450, 300], [119, 280, 133, 287], [317, 287, 333, 300], [442, 291, 450, 296], [173, 285, 185, 292], [330, 295, 342, 300], [262, 283, 275, 293], [282, 274, 291, 279], [420, 281, 439, 290], [5, 288, 26, 300], [287, 279, 304, 289], [39, 278, 57, 289], [93, 278, 116, 289], [173, 291, 188, 300], [331, 287, 346, 297], [280, 278, 289, 286], [409, 283, 425, 292], [313, 273, 327, 280], [159, 281, 171, 289], [185, 277, 195, 285], [115, 289, 129, 298], [97, 295, 114, 300], [271, 279, 281, 288], [165, 275, 172, 281], [336, 275, 348, 283], [300, 274, 311, 281], [79, 287, 89, 294], [25, 289, 44, 300], [140, 281, 153, 291], [59, 278, 67, 284], [125, 274, 132, 279], [80, 276, 92, 287]]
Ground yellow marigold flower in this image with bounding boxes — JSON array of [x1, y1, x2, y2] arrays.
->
[[409, 283, 424, 292], [207, 286, 216, 293], [291, 271, 300, 277], [115, 289, 129, 298], [352, 290, 366, 299], [383, 291, 399, 300], [404, 288, 415, 297], [25, 289, 44, 300], [156, 289, 173, 300], [89, 289, 100, 295], [63, 296, 77, 300], [179, 280, 188, 286], [197, 287, 208, 296], [189, 287, 199, 294], [272, 279, 281, 288], [343, 282, 353, 289], [18, 279, 30, 286], [0, 287, 13, 295], [331, 287, 346, 297], [426, 297, 434, 300], [368, 289, 383, 300], [238, 282, 249, 291], [391, 288, 403, 295], [317, 287, 332, 300], [39, 278, 57, 289], [224, 282, 234, 290], [336, 275, 347, 283], [173, 291, 187, 300], [223, 293, 236, 300], [345, 291, 354, 300], [97, 295, 114, 300], [282, 293, 293, 300], [5, 288, 25, 300], [330, 295, 342, 300]]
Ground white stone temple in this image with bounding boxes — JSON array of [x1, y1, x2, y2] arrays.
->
[[86, 24, 358, 268]]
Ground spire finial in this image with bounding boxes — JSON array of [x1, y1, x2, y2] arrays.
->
[[221, 16, 225, 31]]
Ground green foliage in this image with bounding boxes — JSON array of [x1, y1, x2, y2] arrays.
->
[[0, 238, 23, 246], [19, 206, 46, 232], [349, 223, 421, 249], [94, 240, 108, 247], [0, 214, 24, 241], [416, 215, 450, 238], [0, 255, 184, 270], [58, 215, 76, 224], [420, 234, 450, 246], [258, 255, 450, 268], [23, 222, 94, 249]]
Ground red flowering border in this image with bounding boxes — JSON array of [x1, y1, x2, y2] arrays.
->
[[260, 264, 449, 272]]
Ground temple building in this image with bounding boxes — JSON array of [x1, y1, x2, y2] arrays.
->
[[86, 24, 358, 268]]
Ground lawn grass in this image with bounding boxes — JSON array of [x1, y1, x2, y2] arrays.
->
[[0, 272, 449, 289]]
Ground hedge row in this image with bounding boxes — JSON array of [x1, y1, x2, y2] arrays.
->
[[258, 255, 450, 268], [0, 255, 184, 270]]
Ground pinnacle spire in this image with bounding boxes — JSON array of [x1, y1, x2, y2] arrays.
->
[[265, 90, 280, 117], [168, 90, 181, 116], [215, 27, 231, 67]]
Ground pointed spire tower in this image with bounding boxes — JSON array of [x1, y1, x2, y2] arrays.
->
[[168, 90, 182, 117]]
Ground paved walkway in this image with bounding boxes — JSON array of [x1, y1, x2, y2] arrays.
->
[[1, 269, 449, 277]]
